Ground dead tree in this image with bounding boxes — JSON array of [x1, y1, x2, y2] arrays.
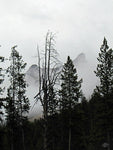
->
[[34, 31, 60, 150]]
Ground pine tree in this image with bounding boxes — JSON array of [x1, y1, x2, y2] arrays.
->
[[6, 46, 30, 150], [0, 56, 5, 150], [59, 56, 82, 150], [94, 38, 113, 150], [94, 37, 113, 96], [0, 56, 5, 123], [59, 56, 82, 111]]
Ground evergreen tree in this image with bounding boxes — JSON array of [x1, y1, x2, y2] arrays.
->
[[94, 38, 113, 150], [0, 56, 5, 150], [0, 56, 5, 123], [59, 56, 82, 111], [94, 37, 113, 96], [6, 46, 30, 150], [59, 56, 82, 150]]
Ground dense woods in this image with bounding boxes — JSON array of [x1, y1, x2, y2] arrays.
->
[[0, 34, 113, 150]]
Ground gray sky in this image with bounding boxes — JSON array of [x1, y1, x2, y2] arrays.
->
[[0, 0, 113, 68]]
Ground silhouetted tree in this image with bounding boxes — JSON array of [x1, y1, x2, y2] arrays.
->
[[94, 38, 113, 150], [34, 32, 60, 150], [94, 37, 113, 96], [59, 56, 82, 150], [6, 46, 30, 150], [0, 56, 5, 123]]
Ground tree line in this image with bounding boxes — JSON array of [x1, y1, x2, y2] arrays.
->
[[0, 32, 113, 150]]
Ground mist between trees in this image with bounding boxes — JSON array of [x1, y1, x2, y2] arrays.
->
[[0, 32, 113, 150]]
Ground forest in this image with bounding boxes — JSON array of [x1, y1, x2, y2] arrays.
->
[[0, 32, 113, 150]]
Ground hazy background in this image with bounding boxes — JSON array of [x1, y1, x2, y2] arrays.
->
[[0, 0, 113, 69], [0, 0, 113, 117]]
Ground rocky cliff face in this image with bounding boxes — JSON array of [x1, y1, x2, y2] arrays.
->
[[26, 64, 39, 86], [73, 53, 87, 66], [26, 64, 39, 79]]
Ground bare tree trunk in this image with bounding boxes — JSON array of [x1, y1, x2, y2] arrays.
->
[[43, 116, 48, 150], [68, 127, 71, 150], [11, 129, 14, 150], [35, 31, 59, 150], [43, 87, 48, 150], [68, 75, 72, 150], [107, 131, 110, 150], [22, 127, 25, 150], [105, 96, 111, 150]]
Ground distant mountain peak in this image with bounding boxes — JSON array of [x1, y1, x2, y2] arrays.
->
[[26, 64, 38, 79], [73, 53, 87, 66]]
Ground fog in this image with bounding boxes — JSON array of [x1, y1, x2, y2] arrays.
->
[[0, 0, 113, 70], [25, 52, 99, 118], [0, 45, 101, 120]]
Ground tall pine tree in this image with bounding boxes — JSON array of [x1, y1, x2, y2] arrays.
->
[[59, 56, 82, 150], [59, 56, 82, 111], [0, 56, 5, 123], [6, 46, 30, 150], [0, 56, 5, 150], [94, 37, 113, 96], [94, 38, 113, 150]]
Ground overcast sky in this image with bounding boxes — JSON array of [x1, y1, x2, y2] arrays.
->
[[0, 0, 113, 68]]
